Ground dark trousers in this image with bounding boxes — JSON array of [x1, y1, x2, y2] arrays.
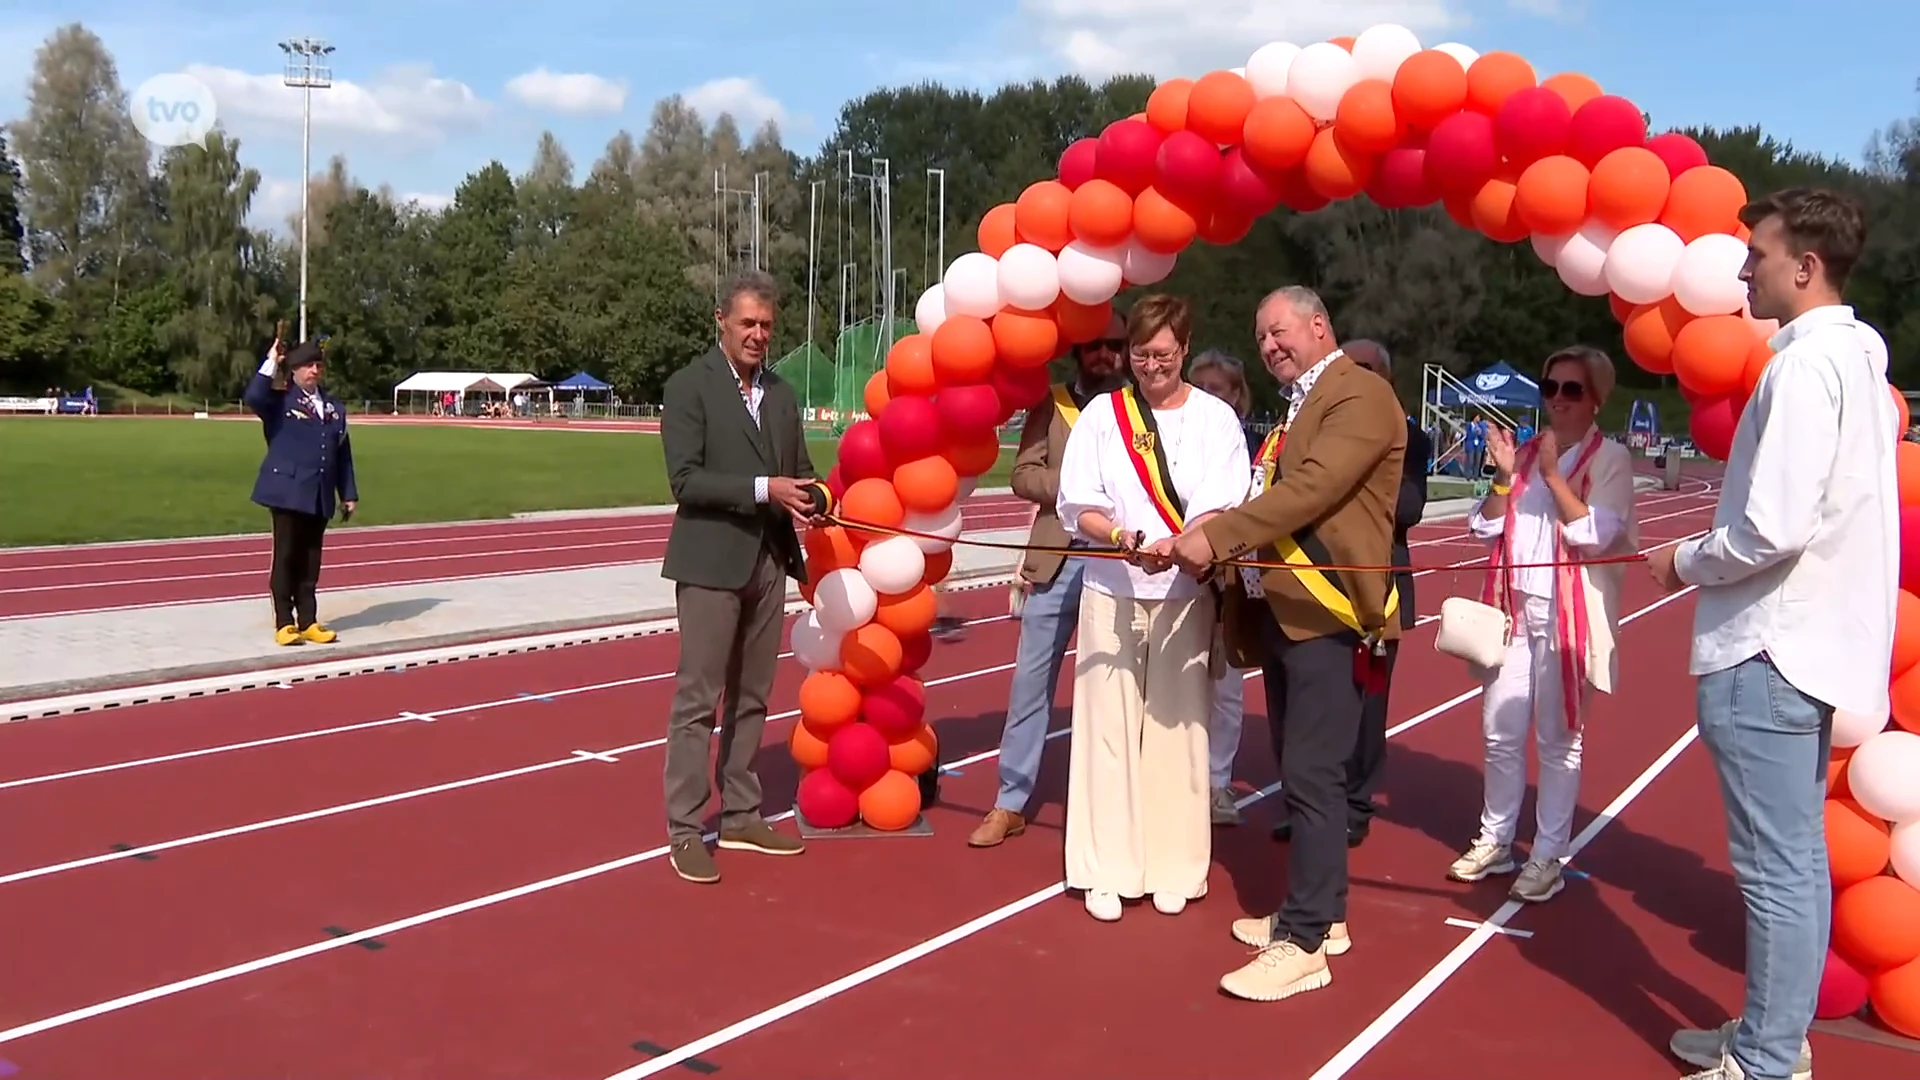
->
[[1259, 609, 1364, 953], [663, 549, 785, 841], [1268, 639, 1398, 829], [268, 508, 328, 628]]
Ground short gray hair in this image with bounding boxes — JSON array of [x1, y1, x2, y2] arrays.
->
[[1188, 350, 1251, 418], [1346, 338, 1390, 371], [718, 270, 779, 316], [1258, 285, 1329, 322]]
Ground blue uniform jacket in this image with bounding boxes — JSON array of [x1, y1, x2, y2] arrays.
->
[[244, 372, 359, 520]]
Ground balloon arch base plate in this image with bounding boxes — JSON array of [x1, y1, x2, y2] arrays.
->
[[1811, 1014, 1920, 1055], [794, 809, 935, 840]]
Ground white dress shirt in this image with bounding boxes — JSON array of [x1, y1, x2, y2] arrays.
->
[[1057, 386, 1251, 600], [1468, 431, 1625, 599], [1674, 305, 1898, 717]]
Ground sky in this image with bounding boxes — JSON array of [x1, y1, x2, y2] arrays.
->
[[0, 0, 1913, 235]]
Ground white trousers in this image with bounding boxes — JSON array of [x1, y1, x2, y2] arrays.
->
[[1477, 593, 1585, 862], [1065, 586, 1213, 899], [1208, 650, 1245, 789]]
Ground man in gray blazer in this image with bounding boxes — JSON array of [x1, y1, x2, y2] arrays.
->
[[661, 270, 828, 884]]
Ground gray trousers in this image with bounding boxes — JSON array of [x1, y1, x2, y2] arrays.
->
[[663, 549, 785, 841]]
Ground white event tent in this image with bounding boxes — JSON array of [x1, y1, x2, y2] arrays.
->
[[391, 371, 550, 414]]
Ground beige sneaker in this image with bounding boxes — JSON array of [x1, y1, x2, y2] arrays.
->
[[1447, 840, 1517, 882], [1230, 915, 1351, 955], [1219, 939, 1332, 1002], [1510, 858, 1566, 902], [1671, 1020, 1812, 1080]]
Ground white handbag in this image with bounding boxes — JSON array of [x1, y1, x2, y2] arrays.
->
[[1434, 595, 1510, 670]]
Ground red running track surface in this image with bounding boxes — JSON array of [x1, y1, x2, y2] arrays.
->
[[3, 487, 1903, 1079]]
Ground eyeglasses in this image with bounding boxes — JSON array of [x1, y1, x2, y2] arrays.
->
[[1540, 378, 1587, 401], [1130, 349, 1181, 366]]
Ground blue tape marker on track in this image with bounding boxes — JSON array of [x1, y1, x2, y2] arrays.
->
[[1563, 868, 1590, 880], [0, 1057, 21, 1076], [516, 692, 555, 703]]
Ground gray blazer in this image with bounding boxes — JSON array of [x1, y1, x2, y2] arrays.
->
[[661, 347, 816, 590]]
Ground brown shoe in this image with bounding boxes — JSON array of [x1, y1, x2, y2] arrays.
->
[[670, 838, 720, 883], [717, 817, 804, 856], [968, 808, 1027, 848]]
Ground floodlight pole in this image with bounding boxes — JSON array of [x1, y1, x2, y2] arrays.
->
[[925, 167, 946, 288], [280, 37, 334, 344]]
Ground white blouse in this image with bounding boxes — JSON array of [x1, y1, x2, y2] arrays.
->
[[1468, 432, 1625, 600], [1056, 386, 1252, 600]]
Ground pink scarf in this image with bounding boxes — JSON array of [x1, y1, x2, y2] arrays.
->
[[1479, 430, 1604, 730]]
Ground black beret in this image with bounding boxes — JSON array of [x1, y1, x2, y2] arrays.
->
[[284, 342, 325, 369]]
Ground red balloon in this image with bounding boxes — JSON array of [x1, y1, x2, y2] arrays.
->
[[827, 721, 892, 791], [860, 676, 926, 737], [796, 767, 859, 829], [1095, 118, 1163, 196], [1566, 95, 1649, 167], [877, 393, 943, 463], [825, 464, 847, 503], [1899, 506, 1920, 595], [1154, 130, 1224, 211], [990, 363, 1052, 417], [1423, 110, 1499, 195], [838, 419, 891, 481], [897, 627, 933, 674], [1217, 148, 1284, 218], [1059, 137, 1099, 190], [936, 383, 1003, 442], [1689, 394, 1741, 462], [1646, 132, 1710, 179], [1368, 144, 1437, 209], [1494, 86, 1572, 167], [1817, 949, 1871, 1020]]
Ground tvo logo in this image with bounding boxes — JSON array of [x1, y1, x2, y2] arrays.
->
[[129, 73, 218, 147]]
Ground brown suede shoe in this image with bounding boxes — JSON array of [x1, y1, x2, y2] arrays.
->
[[716, 816, 804, 856], [967, 808, 1027, 848]]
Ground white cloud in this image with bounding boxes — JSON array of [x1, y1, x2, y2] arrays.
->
[[504, 68, 627, 114], [682, 76, 789, 130], [186, 61, 490, 147], [1013, 0, 1468, 79], [397, 191, 452, 212]]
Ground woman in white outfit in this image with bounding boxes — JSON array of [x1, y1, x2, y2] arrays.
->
[[1447, 346, 1639, 903], [1056, 294, 1252, 921]]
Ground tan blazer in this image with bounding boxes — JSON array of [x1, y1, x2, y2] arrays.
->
[[1011, 384, 1086, 586], [1202, 355, 1406, 658]]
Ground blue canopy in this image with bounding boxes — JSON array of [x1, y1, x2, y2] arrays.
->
[[1432, 361, 1541, 411], [553, 371, 611, 391]]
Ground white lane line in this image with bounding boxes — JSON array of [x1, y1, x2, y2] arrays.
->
[[594, 584, 1699, 1080], [571, 750, 620, 764], [1442, 917, 1534, 939]]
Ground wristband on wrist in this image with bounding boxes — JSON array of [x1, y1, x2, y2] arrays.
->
[[1490, 481, 1511, 495], [1108, 525, 1126, 547]]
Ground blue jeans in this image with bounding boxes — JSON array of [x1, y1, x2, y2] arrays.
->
[[995, 557, 1085, 813], [1696, 654, 1833, 1080]]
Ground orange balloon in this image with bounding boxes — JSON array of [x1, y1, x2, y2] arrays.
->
[[1829, 747, 1855, 798], [1513, 155, 1591, 236], [1661, 166, 1748, 243], [789, 720, 832, 770], [1894, 663, 1920, 734], [1826, 797, 1891, 888], [1304, 127, 1374, 200], [857, 768, 923, 831], [799, 579, 816, 605], [977, 203, 1018, 258], [944, 430, 1002, 478], [1894, 590, 1920, 678], [1671, 315, 1753, 398], [1588, 146, 1672, 231], [1833, 875, 1920, 971], [873, 583, 938, 639], [1870, 954, 1920, 1038], [1899, 441, 1920, 508], [922, 546, 954, 586], [1739, 333, 1773, 397], [1622, 299, 1693, 375], [1541, 72, 1602, 113], [1392, 50, 1469, 130], [1465, 51, 1536, 115], [798, 671, 863, 732], [804, 524, 862, 577], [1067, 178, 1135, 248], [1132, 186, 1198, 254], [991, 308, 1061, 369], [839, 477, 904, 540], [1895, 385, 1912, 437], [840, 622, 904, 687], [885, 334, 938, 398], [1333, 79, 1403, 154], [863, 369, 891, 419], [1329, 36, 1355, 51], [1013, 180, 1074, 251], [1054, 297, 1113, 344], [930, 316, 997, 386], [1470, 178, 1529, 243], [1608, 292, 1636, 324], [893, 454, 960, 514], [886, 721, 938, 775], [1146, 78, 1193, 134], [1186, 69, 1256, 146], [1241, 96, 1317, 172]]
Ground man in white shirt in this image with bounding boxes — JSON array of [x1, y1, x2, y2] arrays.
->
[[1648, 188, 1892, 1080]]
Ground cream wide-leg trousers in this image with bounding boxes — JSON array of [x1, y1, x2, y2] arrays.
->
[[1476, 593, 1586, 862], [1064, 585, 1214, 899]]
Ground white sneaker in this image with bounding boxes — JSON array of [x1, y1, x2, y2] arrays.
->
[[1152, 892, 1187, 915], [1084, 890, 1122, 921], [1671, 1020, 1812, 1080], [1447, 840, 1517, 882]]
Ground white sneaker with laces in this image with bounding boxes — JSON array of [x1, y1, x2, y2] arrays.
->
[[1447, 840, 1516, 882], [1084, 890, 1122, 921]]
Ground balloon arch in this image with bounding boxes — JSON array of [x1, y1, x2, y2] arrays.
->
[[784, 23, 1920, 1036]]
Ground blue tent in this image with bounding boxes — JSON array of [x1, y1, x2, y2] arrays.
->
[[554, 371, 611, 392], [1432, 361, 1541, 411]]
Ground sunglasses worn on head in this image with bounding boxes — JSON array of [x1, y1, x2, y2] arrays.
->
[[1541, 378, 1586, 401]]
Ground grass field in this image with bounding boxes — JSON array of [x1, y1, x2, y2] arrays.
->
[[0, 418, 1017, 546]]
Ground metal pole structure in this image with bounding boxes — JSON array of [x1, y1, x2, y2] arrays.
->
[[280, 37, 334, 344], [925, 167, 945, 289], [714, 164, 759, 286], [806, 179, 822, 411]]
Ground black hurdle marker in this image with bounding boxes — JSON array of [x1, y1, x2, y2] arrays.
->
[[631, 1040, 720, 1074], [109, 843, 159, 862], [321, 926, 387, 950]]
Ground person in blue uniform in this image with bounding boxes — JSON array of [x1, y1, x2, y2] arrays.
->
[[244, 337, 358, 646]]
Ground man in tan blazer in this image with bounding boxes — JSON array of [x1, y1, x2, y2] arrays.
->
[[1168, 286, 1404, 1003], [967, 312, 1126, 848]]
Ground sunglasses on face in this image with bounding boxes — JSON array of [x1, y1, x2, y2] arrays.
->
[[1541, 378, 1586, 402], [1085, 337, 1125, 353]]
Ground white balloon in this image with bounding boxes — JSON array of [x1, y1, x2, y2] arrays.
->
[[1431, 42, 1480, 70], [1555, 222, 1618, 297], [812, 567, 877, 634], [1890, 820, 1920, 885], [1351, 24, 1422, 83], [1531, 231, 1571, 268], [1671, 233, 1751, 317], [1055, 241, 1126, 305], [1603, 222, 1686, 305], [942, 251, 1003, 319], [1833, 708, 1892, 750], [1847, 729, 1920, 825], [914, 283, 947, 336], [790, 612, 843, 672], [902, 501, 965, 554], [996, 243, 1061, 311], [1229, 66, 1246, 77], [1244, 42, 1300, 100], [1121, 240, 1177, 286], [858, 534, 928, 596], [1286, 42, 1361, 122]]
